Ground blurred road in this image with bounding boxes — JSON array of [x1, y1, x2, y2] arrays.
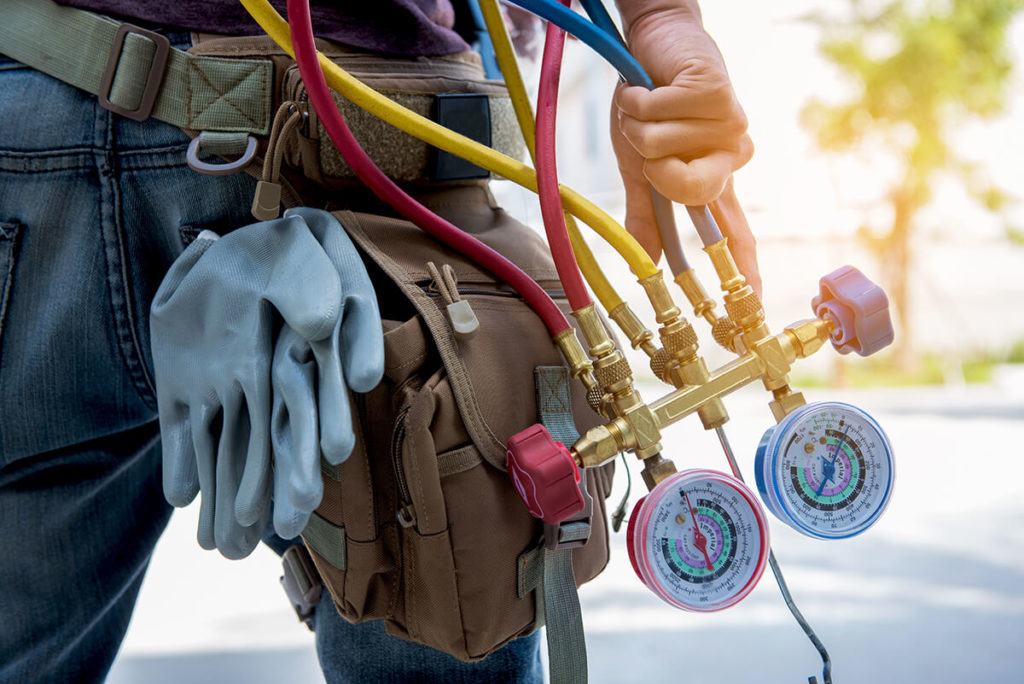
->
[[108, 375, 1024, 683]]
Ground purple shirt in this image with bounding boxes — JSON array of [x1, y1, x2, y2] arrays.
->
[[56, 0, 470, 56]]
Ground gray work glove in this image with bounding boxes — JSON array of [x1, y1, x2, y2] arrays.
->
[[268, 208, 384, 539], [151, 209, 380, 558]]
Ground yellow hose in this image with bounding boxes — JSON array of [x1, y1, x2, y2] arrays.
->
[[477, 0, 623, 313], [239, 0, 658, 281]]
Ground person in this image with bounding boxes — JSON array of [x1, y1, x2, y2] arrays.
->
[[0, 1, 755, 682]]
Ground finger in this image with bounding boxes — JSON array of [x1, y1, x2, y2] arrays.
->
[[710, 179, 762, 299], [616, 81, 742, 123], [190, 398, 220, 551], [310, 334, 356, 466], [214, 388, 262, 559], [271, 332, 323, 516], [339, 294, 384, 393], [618, 113, 747, 161], [623, 174, 664, 264], [234, 375, 273, 528], [642, 137, 753, 206], [611, 97, 663, 263], [159, 400, 199, 507]]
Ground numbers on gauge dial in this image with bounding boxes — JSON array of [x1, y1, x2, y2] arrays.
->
[[758, 402, 894, 539], [629, 470, 769, 612]]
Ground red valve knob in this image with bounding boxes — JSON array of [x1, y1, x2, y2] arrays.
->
[[506, 424, 585, 525], [812, 265, 894, 356]]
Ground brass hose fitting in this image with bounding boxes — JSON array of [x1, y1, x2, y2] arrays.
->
[[640, 452, 677, 491], [572, 304, 615, 360], [554, 328, 596, 390], [674, 268, 718, 326], [705, 238, 770, 349], [711, 315, 740, 352], [650, 348, 670, 382], [675, 267, 741, 353], [768, 385, 807, 423], [572, 305, 664, 459], [608, 303, 658, 357], [638, 271, 681, 326]]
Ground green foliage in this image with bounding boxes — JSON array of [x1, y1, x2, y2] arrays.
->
[[792, 352, 997, 388], [1007, 337, 1024, 363], [801, 0, 1022, 364], [802, 0, 1022, 217], [803, 0, 1022, 160]]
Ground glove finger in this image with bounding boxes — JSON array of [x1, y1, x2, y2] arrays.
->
[[214, 388, 263, 559], [190, 398, 221, 551], [270, 446, 309, 540], [310, 333, 355, 466], [339, 293, 385, 393], [262, 217, 343, 342], [284, 208, 383, 392], [271, 332, 322, 538], [159, 399, 199, 507], [150, 231, 220, 315], [235, 377, 273, 528]]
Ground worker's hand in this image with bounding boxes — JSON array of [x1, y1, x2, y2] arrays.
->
[[150, 209, 382, 558], [269, 208, 384, 539], [610, 4, 759, 289]]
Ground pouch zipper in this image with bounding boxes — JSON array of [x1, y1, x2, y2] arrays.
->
[[391, 406, 417, 528], [423, 283, 567, 300]]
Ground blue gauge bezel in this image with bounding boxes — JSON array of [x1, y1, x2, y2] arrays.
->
[[758, 401, 895, 540]]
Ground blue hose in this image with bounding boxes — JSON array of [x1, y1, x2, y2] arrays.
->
[[504, 0, 653, 88]]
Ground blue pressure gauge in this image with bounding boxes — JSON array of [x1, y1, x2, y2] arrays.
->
[[755, 401, 894, 539]]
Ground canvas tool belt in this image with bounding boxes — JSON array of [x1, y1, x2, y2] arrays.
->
[[1, 1, 612, 678]]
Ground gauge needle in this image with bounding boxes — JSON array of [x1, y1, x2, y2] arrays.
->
[[816, 424, 850, 498], [683, 491, 714, 572]]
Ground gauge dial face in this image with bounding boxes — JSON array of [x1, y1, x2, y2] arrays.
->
[[756, 401, 894, 539], [627, 470, 769, 612]]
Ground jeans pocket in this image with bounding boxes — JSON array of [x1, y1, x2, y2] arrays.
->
[[0, 221, 21, 357]]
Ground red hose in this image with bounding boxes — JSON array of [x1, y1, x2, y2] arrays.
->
[[536, 0, 592, 312], [285, 0, 570, 336]]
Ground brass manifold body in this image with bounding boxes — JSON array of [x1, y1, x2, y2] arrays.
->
[[568, 237, 837, 485]]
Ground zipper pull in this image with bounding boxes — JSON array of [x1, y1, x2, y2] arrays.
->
[[251, 101, 303, 220], [427, 261, 479, 339], [396, 503, 418, 528]]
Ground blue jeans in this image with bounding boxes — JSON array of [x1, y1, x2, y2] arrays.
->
[[0, 39, 541, 684]]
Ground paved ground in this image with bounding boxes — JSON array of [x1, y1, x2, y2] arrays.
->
[[107, 374, 1024, 683]]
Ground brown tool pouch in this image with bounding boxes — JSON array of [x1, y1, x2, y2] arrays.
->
[[185, 35, 611, 662], [297, 186, 613, 661]]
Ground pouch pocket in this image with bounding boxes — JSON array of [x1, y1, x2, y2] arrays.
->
[[384, 332, 612, 660], [306, 201, 614, 662]]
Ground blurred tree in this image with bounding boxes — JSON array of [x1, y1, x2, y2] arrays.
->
[[802, 0, 1023, 367]]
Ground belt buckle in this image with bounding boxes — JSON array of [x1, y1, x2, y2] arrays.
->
[[98, 23, 171, 121], [543, 469, 594, 551], [280, 544, 323, 630]]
